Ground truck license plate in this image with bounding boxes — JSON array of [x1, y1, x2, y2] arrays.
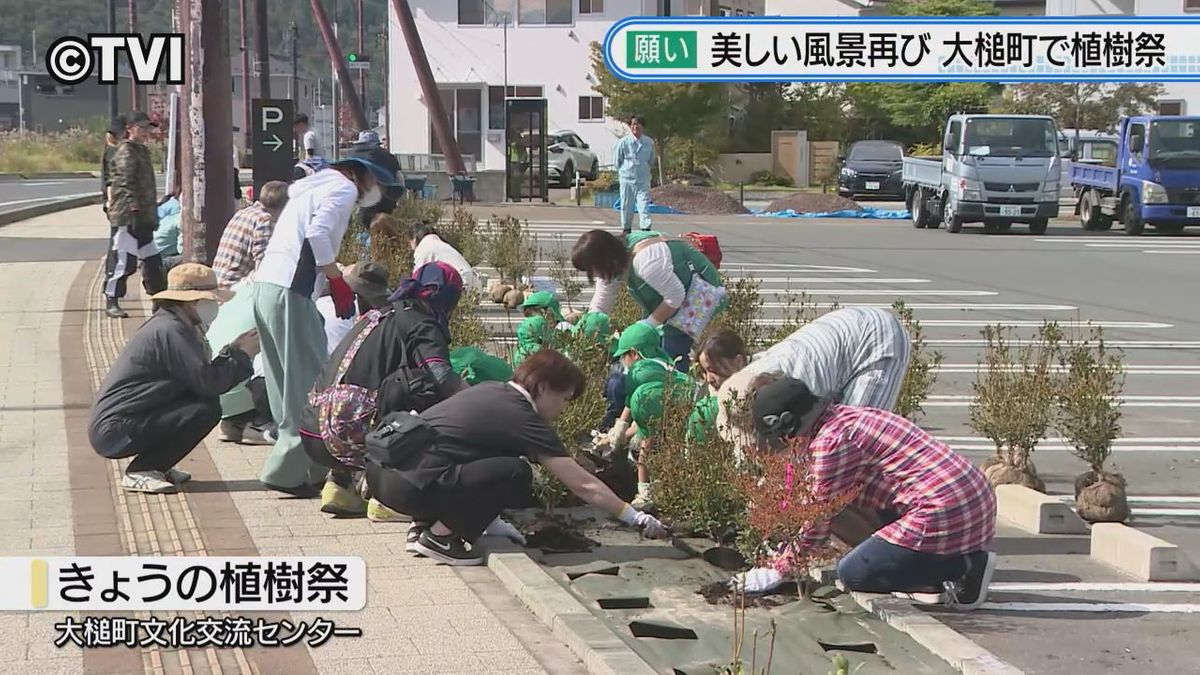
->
[[865, 181, 880, 190], [999, 205, 1023, 216], [1188, 207, 1200, 218]]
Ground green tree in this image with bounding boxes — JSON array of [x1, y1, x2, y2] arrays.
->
[[888, 0, 1000, 15], [994, 83, 1165, 132], [840, 0, 1001, 144], [589, 41, 728, 178]]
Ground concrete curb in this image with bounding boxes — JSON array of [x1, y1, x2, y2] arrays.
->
[[0, 194, 103, 227], [804, 567, 1024, 674], [1090, 522, 1200, 581], [0, 173, 23, 182], [849, 592, 1026, 675], [994, 484, 1088, 535], [24, 171, 97, 179], [487, 550, 657, 675]]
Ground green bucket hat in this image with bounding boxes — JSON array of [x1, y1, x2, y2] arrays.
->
[[519, 290, 564, 322], [451, 346, 514, 385], [612, 322, 670, 361], [575, 311, 612, 340]]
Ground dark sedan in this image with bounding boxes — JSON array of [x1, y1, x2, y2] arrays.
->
[[837, 140, 905, 199]]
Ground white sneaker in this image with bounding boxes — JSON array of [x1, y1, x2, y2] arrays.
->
[[122, 471, 178, 494], [241, 424, 275, 446], [165, 468, 192, 484]]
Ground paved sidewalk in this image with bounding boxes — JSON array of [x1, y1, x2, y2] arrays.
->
[[0, 207, 586, 674]]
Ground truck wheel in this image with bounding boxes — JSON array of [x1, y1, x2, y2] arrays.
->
[[1122, 197, 1145, 236], [1029, 219, 1049, 235], [943, 199, 963, 233], [910, 188, 928, 229], [1080, 191, 1114, 231]]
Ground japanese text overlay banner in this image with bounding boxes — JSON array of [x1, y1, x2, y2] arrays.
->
[[602, 16, 1200, 83]]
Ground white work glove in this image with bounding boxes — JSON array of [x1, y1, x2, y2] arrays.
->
[[607, 418, 630, 451], [484, 517, 527, 545], [728, 567, 786, 594], [618, 504, 670, 539]]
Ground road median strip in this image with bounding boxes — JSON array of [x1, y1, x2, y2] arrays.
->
[[0, 194, 102, 227]]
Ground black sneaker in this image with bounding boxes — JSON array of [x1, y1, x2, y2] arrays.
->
[[105, 298, 128, 319], [946, 551, 997, 611], [413, 530, 484, 566], [405, 523, 428, 554]]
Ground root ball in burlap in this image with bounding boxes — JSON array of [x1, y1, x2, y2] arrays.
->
[[985, 462, 1046, 492], [1074, 472, 1130, 523]]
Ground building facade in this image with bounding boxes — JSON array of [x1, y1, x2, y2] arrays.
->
[[1045, 0, 1200, 116], [765, 0, 1044, 16], [386, 0, 743, 172]]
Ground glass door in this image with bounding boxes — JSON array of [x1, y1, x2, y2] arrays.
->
[[505, 97, 548, 202]]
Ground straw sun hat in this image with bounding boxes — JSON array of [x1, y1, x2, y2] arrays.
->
[[150, 263, 234, 303]]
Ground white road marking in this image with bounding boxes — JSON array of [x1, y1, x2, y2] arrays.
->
[[1125, 508, 1200, 517], [0, 192, 95, 208], [978, 602, 1200, 613], [17, 181, 65, 187], [941, 436, 1200, 445], [926, 339, 1199, 349], [991, 582, 1200, 592], [936, 363, 1200, 375], [952, 444, 1200, 453], [1146, 250, 1200, 255], [1036, 237, 1200, 244]]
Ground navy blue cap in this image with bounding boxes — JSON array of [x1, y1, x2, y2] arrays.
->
[[332, 156, 400, 187]]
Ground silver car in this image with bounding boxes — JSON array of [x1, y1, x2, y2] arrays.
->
[[547, 130, 600, 187]]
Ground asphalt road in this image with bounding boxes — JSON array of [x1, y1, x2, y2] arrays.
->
[[467, 205, 1200, 673], [0, 178, 101, 216]]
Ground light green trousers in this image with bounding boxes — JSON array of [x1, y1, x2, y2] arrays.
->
[[206, 284, 257, 418], [251, 281, 328, 488]]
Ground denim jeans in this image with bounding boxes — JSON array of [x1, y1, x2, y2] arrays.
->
[[600, 363, 625, 432], [836, 536, 972, 593]]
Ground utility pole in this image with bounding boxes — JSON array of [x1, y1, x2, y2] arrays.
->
[[310, 0, 368, 135], [128, 0, 139, 110], [239, 0, 252, 166], [389, 0, 465, 175], [290, 22, 299, 104], [357, 0, 367, 116], [107, 0, 118, 117], [253, 0, 270, 97], [333, 12, 340, 160], [179, 0, 235, 264]]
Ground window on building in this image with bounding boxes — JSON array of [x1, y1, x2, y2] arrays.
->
[[460, 0, 516, 25], [578, 96, 604, 121], [1158, 100, 1185, 116], [519, 0, 572, 24], [1186, 0, 1200, 11], [488, 85, 545, 129], [430, 87, 483, 161], [579, 0, 604, 13], [735, 8, 745, 15]]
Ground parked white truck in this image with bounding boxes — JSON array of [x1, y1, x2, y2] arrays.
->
[[903, 114, 1063, 234]]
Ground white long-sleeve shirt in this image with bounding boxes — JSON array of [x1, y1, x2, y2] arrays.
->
[[255, 169, 358, 298], [588, 241, 685, 313], [740, 307, 907, 401], [412, 233, 477, 288]]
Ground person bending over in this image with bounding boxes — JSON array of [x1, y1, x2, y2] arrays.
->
[[726, 377, 997, 611], [365, 349, 670, 566]]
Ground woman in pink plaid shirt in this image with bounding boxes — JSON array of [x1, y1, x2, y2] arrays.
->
[[728, 376, 998, 611]]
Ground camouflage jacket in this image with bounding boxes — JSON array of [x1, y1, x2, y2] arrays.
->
[[109, 140, 158, 232]]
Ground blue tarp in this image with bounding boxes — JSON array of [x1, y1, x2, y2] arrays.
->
[[611, 198, 684, 215], [754, 208, 911, 219]]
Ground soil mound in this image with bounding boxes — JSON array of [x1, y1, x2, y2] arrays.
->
[[650, 185, 749, 215], [764, 193, 863, 214]]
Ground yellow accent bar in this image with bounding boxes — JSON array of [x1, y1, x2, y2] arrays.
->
[[30, 559, 48, 609]]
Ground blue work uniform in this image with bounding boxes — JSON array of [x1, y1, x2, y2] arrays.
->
[[613, 134, 655, 233]]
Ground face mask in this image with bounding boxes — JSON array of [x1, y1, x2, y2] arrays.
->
[[358, 184, 382, 208], [194, 300, 220, 330]]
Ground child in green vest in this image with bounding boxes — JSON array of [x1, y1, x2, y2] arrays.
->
[[511, 291, 567, 367], [451, 346, 514, 385]]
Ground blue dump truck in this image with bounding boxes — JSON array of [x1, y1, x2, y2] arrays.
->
[[1071, 116, 1200, 235]]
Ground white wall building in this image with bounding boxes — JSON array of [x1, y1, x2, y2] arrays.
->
[[1046, 0, 1200, 116], [387, 0, 748, 172]]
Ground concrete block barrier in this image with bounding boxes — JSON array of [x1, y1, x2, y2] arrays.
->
[[994, 484, 1088, 535], [1091, 522, 1200, 581]]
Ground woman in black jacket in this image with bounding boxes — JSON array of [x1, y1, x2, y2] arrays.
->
[[304, 261, 469, 519], [88, 264, 259, 494]]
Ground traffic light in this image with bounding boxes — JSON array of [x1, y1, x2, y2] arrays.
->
[[347, 52, 368, 63]]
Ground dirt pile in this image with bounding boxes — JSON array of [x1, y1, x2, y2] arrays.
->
[[650, 185, 749, 215], [764, 193, 863, 214]]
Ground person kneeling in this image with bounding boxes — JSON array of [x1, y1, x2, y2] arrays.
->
[[365, 349, 671, 566], [88, 264, 259, 493], [728, 377, 998, 611]]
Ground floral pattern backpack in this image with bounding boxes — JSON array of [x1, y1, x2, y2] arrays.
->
[[307, 309, 388, 470]]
